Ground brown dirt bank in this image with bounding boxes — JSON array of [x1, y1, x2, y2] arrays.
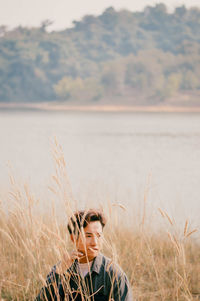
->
[[1, 102, 200, 113]]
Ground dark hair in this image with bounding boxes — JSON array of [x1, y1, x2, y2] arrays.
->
[[67, 209, 106, 236]]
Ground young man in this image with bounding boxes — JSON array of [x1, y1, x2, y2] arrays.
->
[[36, 209, 132, 300]]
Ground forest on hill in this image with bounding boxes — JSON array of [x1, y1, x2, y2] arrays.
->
[[0, 3, 200, 105]]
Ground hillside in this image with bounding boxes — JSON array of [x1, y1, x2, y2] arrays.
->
[[0, 4, 200, 106]]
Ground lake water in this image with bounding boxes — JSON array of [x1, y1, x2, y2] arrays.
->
[[0, 110, 200, 231]]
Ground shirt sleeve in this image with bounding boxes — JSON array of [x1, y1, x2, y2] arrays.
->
[[35, 265, 60, 301], [111, 268, 133, 301]]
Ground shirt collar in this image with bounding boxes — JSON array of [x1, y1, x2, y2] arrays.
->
[[68, 253, 103, 275], [91, 253, 103, 274]]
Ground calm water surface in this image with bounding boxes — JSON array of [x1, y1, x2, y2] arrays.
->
[[0, 110, 200, 229]]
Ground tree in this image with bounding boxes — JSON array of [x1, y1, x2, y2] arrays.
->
[[54, 77, 103, 101], [40, 20, 54, 32], [181, 71, 199, 90]]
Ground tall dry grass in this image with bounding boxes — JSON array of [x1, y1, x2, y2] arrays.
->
[[0, 141, 199, 300]]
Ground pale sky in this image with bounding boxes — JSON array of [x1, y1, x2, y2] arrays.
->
[[1, 0, 200, 31]]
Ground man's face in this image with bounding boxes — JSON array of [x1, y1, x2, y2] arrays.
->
[[75, 221, 103, 262]]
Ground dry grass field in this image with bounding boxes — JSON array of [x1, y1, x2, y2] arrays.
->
[[0, 143, 199, 300]]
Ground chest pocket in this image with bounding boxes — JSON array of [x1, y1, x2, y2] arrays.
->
[[65, 292, 108, 301], [93, 293, 108, 301]]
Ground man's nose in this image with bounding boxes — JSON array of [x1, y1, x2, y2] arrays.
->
[[91, 235, 98, 245]]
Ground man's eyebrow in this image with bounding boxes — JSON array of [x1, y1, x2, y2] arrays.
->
[[85, 231, 102, 235]]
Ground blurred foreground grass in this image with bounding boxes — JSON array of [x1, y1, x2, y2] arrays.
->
[[0, 142, 199, 300]]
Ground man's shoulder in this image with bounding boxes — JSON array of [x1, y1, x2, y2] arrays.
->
[[98, 254, 133, 300], [98, 254, 128, 278]]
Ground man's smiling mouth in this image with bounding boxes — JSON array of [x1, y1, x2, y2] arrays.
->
[[88, 247, 98, 251]]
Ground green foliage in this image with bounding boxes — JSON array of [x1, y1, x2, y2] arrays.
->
[[0, 4, 200, 103], [181, 71, 199, 90], [54, 77, 103, 101], [161, 73, 182, 99]]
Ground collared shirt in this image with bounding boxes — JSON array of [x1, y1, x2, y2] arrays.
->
[[36, 253, 133, 301]]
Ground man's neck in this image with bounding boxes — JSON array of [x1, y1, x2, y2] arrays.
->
[[79, 256, 94, 264]]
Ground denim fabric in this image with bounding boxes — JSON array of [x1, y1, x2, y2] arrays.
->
[[35, 253, 133, 301]]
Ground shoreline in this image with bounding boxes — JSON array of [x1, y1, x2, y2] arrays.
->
[[0, 102, 200, 113]]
